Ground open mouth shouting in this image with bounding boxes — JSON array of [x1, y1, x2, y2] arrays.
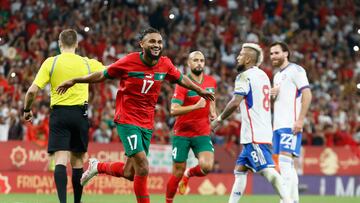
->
[[150, 46, 161, 56]]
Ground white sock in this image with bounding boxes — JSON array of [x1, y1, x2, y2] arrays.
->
[[228, 171, 247, 203], [290, 165, 299, 202], [279, 155, 293, 203], [260, 168, 290, 203]]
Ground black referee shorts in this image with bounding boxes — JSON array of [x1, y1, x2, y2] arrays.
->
[[48, 105, 89, 154]]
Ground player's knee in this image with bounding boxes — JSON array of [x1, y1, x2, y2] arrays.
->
[[134, 157, 149, 176], [70, 152, 85, 168], [173, 170, 184, 177], [200, 162, 213, 174], [173, 165, 186, 177], [260, 168, 279, 183], [136, 166, 149, 176], [54, 151, 69, 166], [124, 171, 134, 181]]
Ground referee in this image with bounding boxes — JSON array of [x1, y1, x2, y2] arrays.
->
[[23, 29, 104, 203]]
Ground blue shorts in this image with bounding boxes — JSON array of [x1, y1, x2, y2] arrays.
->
[[272, 128, 302, 157], [236, 143, 275, 172]]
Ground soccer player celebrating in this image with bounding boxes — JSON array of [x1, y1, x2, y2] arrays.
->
[[166, 51, 217, 203], [211, 43, 290, 203], [270, 42, 312, 203], [56, 27, 214, 203]]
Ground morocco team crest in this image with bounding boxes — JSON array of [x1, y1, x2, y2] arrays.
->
[[10, 146, 27, 168]]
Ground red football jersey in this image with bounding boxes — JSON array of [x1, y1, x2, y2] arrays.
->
[[105, 52, 182, 129], [172, 74, 217, 137]]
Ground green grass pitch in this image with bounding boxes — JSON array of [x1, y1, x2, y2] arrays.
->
[[0, 194, 358, 203]]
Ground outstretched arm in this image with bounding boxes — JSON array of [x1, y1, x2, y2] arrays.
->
[[178, 75, 215, 101], [74, 70, 106, 83], [211, 94, 243, 129], [56, 71, 106, 94]]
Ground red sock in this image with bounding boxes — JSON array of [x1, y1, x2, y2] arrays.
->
[[134, 175, 150, 203], [97, 162, 124, 177], [187, 165, 206, 177], [166, 175, 182, 203]]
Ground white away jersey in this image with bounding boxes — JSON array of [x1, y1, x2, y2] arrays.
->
[[273, 63, 310, 130], [234, 67, 272, 144]]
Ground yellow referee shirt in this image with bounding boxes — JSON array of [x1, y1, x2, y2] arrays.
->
[[33, 52, 104, 106]]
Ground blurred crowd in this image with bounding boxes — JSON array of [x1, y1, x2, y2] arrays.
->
[[0, 0, 359, 150]]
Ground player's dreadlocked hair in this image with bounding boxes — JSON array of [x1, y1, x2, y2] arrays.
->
[[138, 27, 161, 41], [242, 43, 264, 66]]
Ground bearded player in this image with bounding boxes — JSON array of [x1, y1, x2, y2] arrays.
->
[[166, 51, 217, 203], [212, 43, 290, 203], [270, 41, 312, 203], [56, 27, 214, 203]]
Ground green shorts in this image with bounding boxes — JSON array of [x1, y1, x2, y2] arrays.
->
[[171, 135, 214, 163], [117, 124, 152, 157]]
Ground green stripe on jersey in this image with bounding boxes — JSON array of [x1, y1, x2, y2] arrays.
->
[[206, 87, 215, 93], [187, 87, 214, 97], [176, 73, 183, 84], [187, 90, 198, 97], [128, 72, 144, 79], [171, 98, 184, 105], [154, 73, 166, 81], [128, 72, 166, 80], [104, 69, 114, 79]]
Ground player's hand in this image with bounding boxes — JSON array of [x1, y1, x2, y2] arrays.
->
[[56, 79, 75, 95], [198, 89, 215, 101], [194, 98, 206, 109], [270, 86, 280, 97], [292, 119, 304, 135], [209, 113, 217, 121], [211, 117, 222, 131], [23, 111, 33, 122]]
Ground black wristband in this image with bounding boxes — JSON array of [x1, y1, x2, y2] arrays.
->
[[23, 108, 31, 113]]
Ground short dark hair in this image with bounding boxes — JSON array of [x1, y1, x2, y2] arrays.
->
[[270, 41, 291, 60], [138, 27, 161, 41], [59, 29, 78, 47]]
